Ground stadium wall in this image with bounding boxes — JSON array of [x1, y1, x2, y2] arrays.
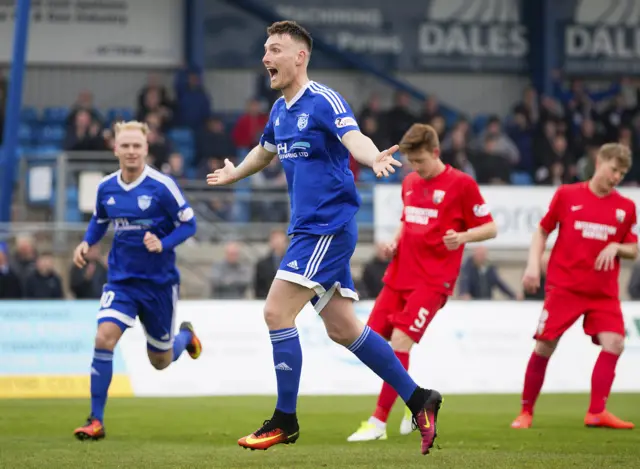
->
[[2, 300, 640, 399]]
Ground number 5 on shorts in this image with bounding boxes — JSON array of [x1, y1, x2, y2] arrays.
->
[[409, 308, 431, 333]]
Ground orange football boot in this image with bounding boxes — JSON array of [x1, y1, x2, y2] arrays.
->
[[511, 412, 533, 429], [74, 416, 106, 441], [585, 410, 634, 429], [238, 418, 300, 450], [180, 322, 202, 359]]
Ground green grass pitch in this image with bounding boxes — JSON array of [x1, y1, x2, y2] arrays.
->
[[1, 394, 639, 468]]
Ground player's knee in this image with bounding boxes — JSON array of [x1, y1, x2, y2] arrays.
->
[[390, 329, 415, 352], [600, 333, 625, 355], [95, 322, 123, 351], [263, 305, 295, 330], [325, 317, 362, 346], [534, 339, 557, 358]]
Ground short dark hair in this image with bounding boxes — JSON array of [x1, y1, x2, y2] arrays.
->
[[267, 20, 313, 53]]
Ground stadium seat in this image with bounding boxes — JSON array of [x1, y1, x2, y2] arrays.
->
[[20, 107, 39, 124], [65, 186, 82, 222], [472, 114, 490, 134], [511, 171, 533, 186], [37, 125, 66, 145], [106, 107, 134, 124], [43, 107, 69, 125], [18, 124, 34, 144], [168, 128, 194, 146]]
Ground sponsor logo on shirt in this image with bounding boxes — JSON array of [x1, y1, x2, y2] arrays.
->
[[405, 206, 438, 225], [277, 141, 311, 159], [473, 203, 490, 217], [574, 220, 616, 241], [335, 116, 357, 128]]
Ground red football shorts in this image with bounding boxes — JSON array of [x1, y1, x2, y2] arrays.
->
[[367, 285, 447, 344], [534, 287, 625, 344]]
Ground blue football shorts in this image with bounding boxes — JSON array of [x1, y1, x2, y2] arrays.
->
[[96, 279, 178, 353], [276, 220, 359, 312]]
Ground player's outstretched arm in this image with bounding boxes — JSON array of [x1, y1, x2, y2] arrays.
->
[[206, 145, 276, 186], [341, 130, 401, 178], [76, 190, 110, 267]]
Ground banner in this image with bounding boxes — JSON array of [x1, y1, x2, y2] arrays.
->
[[554, 0, 640, 75], [203, 0, 529, 73], [4, 300, 639, 398], [0, 0, 183, 66], [0, 302, 132, 398], [374, 185, 640, 248]]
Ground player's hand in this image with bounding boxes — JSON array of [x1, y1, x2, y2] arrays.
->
[[382, 241, 398, 259], [144, 232, 163, 253], [522, 265, 541, 294], [206, 158, 237, 186], [373, 145, 402, 178], [595, 243, 619, 271], [443, 229, 465, 251], [73, 241, 90, 268]]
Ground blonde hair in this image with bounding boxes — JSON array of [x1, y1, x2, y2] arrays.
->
[[598, 142, 632, 169], [114, 120, 149, 138]]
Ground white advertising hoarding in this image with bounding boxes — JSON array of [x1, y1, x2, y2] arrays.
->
[[0, 0, 183, 66], [374, 185, 640, 248], [119, 300, 640, 396]]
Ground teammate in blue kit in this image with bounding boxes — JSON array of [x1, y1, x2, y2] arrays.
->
[[207, 21, 442, 455], [73, 121, 202, 441]]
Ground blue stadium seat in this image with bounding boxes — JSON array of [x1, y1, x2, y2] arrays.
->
[[511, 171, 533, 186], [18, 124, 34, 144], [106, 107, 134, 124], [65, 187, 82, 222], [168, 128, 194, 146], [43, 107, 69, 125], [20, 107, 39, 123], [472, 114, 490, 134], [38, 125, 66, 144]]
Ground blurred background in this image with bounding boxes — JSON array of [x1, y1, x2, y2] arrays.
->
[[3, 0, 640, 303]]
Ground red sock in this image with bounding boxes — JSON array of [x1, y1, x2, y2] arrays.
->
[[589, 350, 619, 414], [521, 352, 550, 415], [372, 350, 410, 423]]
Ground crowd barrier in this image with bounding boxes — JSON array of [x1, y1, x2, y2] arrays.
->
[[1, 300, 639, 398]]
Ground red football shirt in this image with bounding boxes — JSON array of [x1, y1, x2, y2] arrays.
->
[[383, 166, 493, 295], [540, 182, 638, 299]]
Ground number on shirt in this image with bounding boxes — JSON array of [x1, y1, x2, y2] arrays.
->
[[100, 291, 115, 309]]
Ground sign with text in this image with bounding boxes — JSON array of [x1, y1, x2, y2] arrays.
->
[[555, 0, 640, 75], [0, 0, 183, 66], [203, 0, 528, 73]]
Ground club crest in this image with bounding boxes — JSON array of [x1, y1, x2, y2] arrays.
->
[[616, 209, 625, 223], [138, 195, 152, 211], [297, 113, 309, 130], [433, 190, 445, 204]]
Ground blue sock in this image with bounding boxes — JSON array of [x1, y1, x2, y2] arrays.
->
[[90, 348, 113, 423], [172, 329, 193, 361], [348, 326, 418, 402], [270, 327, 302, 414]]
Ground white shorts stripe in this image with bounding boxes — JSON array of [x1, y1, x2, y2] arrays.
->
[[307, 235, 333, 280], [97, 309, 136, 327]]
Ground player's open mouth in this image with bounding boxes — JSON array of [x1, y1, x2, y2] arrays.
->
[[267, 68, 278, 80]]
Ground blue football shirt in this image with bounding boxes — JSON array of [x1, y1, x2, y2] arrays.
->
[[89, 165, 195, 285], [259, 81, 361, 236]]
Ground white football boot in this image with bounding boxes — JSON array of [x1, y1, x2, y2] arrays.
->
[[347, 418, 387, 442], [399, 406, 414, 435]]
